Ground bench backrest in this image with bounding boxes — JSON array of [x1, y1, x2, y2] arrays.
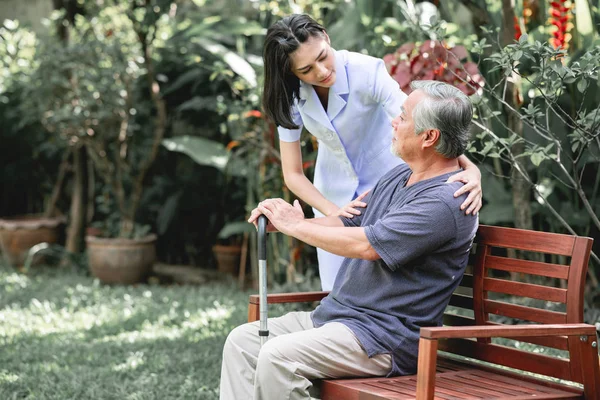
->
[[442, 224, 594, 384]]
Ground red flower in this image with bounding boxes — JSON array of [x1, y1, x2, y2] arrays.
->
[[549, 0, 573, 49], [514, 16, 522, 41], [244, 110, 263, 118]]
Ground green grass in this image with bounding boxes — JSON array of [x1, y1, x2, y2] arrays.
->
[[0, 267, 255, 400]]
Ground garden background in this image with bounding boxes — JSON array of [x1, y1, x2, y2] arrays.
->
[[0, 0, 599, 398]]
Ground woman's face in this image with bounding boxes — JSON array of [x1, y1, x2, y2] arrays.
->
[[289, 34, 336, 88]]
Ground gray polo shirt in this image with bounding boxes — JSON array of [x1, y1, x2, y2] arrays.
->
[[311, 163, 478, 376]]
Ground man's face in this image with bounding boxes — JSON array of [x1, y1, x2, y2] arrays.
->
[[289, 34, 336, 88], [390, 90, 426, 160]]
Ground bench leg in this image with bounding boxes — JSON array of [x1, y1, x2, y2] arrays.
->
[[580, 334, 600, 399], [416, 338, 438, 400]]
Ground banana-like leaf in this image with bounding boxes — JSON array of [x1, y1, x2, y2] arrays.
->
[[163, 69, 204, 96], [176, 96, 219, 112], [217, 221, 255, 239], [195, 37, 257, 87], [162, 136, 229, 172]]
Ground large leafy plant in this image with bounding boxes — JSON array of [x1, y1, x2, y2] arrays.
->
[[383, 40, 484, 95], [23, 1, 172, 238]]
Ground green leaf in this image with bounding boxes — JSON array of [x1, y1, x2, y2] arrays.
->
[[162, 69, 204, 95], [176, 96, 219, 112], [513, 50, 523, 60], [518, 34, 528, 44], [157, 191, 182, 235], [217, 221, 254, 239], [577, 78, 588, 93], [195, 38, 257, 87], [530, 152, 545, 166], [162, 136, 229, 171]]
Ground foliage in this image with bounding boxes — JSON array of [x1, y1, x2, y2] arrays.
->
[[387, 1, 600, 283], [383, 40, 484, 94], [0, 20, 62, 216], [19, 1, 173, 239], [3, 0, 598, 285], [136, 1, 265, 264], [162, 107, 312, 284], [470, 32, 600, 267]]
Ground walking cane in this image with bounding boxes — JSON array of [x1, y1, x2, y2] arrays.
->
[[257, 214, 269, 347]]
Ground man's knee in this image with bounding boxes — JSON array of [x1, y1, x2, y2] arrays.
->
[[256, 336, 288, 373], [223, 322, 256, 358]]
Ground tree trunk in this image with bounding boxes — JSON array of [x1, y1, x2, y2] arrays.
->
[[53, 0, 88, 252], [65, 145, 87, 253], [501, 0, 533, 232]]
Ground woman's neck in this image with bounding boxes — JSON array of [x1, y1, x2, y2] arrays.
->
[[314, 86, 329, 111]]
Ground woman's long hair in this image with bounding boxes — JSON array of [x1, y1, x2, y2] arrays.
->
[[262, 14, 326, 129]]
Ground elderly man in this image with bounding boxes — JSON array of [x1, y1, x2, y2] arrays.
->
[[219, 81, 479, 400]]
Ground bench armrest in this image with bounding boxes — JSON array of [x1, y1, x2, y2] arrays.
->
[[247, 291, 329, 322], [415, 323, 599, 400], [420, 323, 597, 339], [249, 291, 330, 305]]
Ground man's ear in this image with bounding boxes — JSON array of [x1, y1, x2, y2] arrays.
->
[[421, 129, 440, 149], [323, 31, 331, 45]]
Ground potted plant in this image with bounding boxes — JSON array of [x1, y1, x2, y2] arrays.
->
[[0, 19, 68, 268], [23, 2, 171, 283]]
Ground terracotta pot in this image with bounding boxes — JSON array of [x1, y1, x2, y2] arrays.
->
[[0, 215, 64, 266], [212, 244, 241, 276], [86, 234, 156, 284]]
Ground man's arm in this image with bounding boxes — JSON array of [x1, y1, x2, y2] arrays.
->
[[253, 199, 380, 260], [285, 221, 379, 260]]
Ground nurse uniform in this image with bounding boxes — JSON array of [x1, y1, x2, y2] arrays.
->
[[277, 49, 408, 291]]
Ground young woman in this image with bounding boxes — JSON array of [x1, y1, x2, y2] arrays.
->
[[262, 14, 482, 291]]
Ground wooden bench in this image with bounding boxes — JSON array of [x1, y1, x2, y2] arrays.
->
[[248, 225, 599, 399]]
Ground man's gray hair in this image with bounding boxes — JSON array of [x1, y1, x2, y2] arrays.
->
[[410, 81, 473, 158]]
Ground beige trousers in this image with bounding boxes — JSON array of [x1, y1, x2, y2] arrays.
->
[[219, 311, 392, 400]]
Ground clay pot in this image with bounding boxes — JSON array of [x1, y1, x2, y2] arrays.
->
[[0, 215, 64, 266], [212, 244, 242, 276], [86, 234, 156, 284]]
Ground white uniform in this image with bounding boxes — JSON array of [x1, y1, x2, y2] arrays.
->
[[277, 50, 407, 290]]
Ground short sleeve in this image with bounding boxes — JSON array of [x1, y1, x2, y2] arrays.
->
[[277, 102, 304, 142], [369, 59, 408, 121], [364, 196, 456, 271]]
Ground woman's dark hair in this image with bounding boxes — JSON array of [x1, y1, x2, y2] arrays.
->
[[262, 14, 326, 129]]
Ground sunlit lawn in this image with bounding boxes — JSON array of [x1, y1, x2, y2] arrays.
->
[[4, 265, 591, 398], [0, 267, 254, 399]]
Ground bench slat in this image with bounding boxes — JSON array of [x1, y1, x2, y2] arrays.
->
[[483, 278, 567, 303], [476, 225, 576, 255], [485, 255, 570, 279], [441, 316, 569, 350], [484, 299, 567, 324], [439, 338, 575, 383]]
